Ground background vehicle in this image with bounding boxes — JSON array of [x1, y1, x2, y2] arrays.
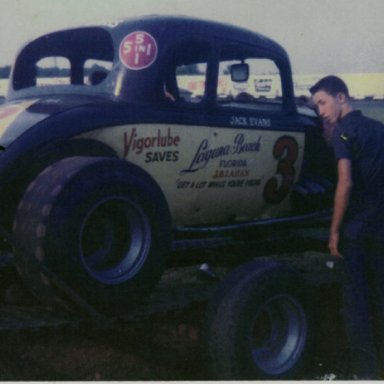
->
[[0, 16, 337, 379]]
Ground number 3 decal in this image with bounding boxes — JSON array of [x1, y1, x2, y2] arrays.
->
[[263, 135, 299, 204]]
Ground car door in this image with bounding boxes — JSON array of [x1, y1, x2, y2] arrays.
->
[[188, 42, 306, 224]]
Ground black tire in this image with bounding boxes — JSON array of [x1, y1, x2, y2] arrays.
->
[[204, 259, 313, 380], [13, 156, 171, 315]]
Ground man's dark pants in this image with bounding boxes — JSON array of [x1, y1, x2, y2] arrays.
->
[[341, 220, 384, 378]]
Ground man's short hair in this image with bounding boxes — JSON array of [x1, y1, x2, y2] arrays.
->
[[309, 75, 350, 98]]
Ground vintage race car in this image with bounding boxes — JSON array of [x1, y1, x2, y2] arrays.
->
[[0, 15, 335, 314]]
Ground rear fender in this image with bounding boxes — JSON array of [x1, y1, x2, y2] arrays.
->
[[0, 138, 118, 230]]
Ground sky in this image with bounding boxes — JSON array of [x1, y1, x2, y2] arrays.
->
[[0, 0, 383, 75]]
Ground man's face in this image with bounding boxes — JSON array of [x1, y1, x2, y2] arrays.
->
[[312, 90, 344, 125]]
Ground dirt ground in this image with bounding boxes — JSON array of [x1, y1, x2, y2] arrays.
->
[[0, 266, 351, 381], [0, 233, 357, 381], [0, 292, 347, 381]]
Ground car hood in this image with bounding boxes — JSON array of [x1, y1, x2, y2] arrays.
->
[[0, 96, 109, 148]]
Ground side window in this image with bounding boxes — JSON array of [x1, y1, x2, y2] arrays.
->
[[175, 62, 207, 103], [85, 59, 113, 86], [217, 48, 283, 112], [36, 57, 71, 86], [164, 41, 209, 104]]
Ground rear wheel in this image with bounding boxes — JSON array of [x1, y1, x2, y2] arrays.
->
[[204, 260, 313, 380], [13, 156, 171, 315], [80, 196, 151, 285]]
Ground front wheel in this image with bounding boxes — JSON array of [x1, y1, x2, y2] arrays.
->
[[13, 156, 171, 315], [204, 259, 313, 380]]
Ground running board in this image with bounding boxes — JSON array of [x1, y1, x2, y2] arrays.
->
[[174, 209, 331, 234], [172, 209, 331, 252]]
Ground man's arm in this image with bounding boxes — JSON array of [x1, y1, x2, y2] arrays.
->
[[329, 158, 353, 258]]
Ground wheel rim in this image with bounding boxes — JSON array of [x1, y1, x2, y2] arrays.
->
[[250, 294, 307, 375], [80, 196, 151, 284]]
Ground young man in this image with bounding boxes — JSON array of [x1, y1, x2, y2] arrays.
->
[[310, 76, 384, 379]]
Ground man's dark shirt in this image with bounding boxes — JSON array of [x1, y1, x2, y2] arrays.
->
[[332, 110, 384, 231]]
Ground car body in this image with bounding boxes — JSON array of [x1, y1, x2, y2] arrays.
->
[[0, 16, 336, 313], [0, 15, 335, 229]]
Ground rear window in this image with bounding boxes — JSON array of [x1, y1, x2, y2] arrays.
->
[[12, 27, 114, 90]]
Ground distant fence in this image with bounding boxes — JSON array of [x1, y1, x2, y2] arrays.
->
[[1, 73, 383, 100]]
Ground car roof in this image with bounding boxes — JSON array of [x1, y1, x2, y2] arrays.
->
[[8, 15, 292, 104], [105, 15, 287, 57]]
